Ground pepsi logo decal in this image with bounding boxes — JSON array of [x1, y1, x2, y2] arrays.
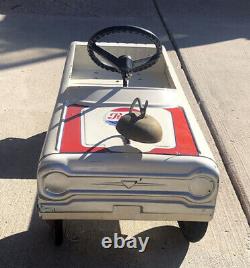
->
[[105, 108, 138, 126]]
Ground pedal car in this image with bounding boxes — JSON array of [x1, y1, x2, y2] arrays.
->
[[37, 26, 219, 245]]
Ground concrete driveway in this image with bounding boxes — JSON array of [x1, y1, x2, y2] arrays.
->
[[0, 1, 249, 267], [155, 0, 250, 222]]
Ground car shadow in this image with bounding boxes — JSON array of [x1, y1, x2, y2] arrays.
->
[[0, 132, 189, 267], [0, 132, 46, 179], [0, 204, 189, 268]]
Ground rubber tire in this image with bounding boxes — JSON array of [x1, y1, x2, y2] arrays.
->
[[178, 221, 208, 242], [53, 220, 63, 246]]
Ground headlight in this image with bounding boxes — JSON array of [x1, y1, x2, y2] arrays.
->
[[44, 172, 69, 194], [189, 176, 214, 197]]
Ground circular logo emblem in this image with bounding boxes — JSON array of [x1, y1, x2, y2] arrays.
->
[[105, 108, 130, 126]]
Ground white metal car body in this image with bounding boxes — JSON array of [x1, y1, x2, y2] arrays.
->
[[37, 42, 219, 222]]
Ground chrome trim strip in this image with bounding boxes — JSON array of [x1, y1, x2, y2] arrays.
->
[[44, 189, 212, 201]]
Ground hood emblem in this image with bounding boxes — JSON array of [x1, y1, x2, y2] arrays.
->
[[121, 180, 137, 189], [94, 180, 164, 189]]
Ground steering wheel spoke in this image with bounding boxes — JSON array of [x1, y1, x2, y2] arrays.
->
[[133, 56, 153, 68], [92, 44, 119, 67]]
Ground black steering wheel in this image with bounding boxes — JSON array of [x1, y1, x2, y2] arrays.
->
[[87, 26, 162, 86]]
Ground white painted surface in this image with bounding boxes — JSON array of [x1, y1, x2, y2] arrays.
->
[[0, 8, 249, 267], [82, 106, 176, 150]]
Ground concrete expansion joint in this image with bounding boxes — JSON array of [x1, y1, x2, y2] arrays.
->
[[152, 0, 250, 225]]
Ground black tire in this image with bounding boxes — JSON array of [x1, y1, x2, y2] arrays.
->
[[52, 220, 63, 246], [178, 221, 208, 242]]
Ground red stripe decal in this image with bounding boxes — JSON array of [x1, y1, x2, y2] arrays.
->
[[149, 108, 198, 155], [60, 106, 106, 153], [60, 105, 198, 156]]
